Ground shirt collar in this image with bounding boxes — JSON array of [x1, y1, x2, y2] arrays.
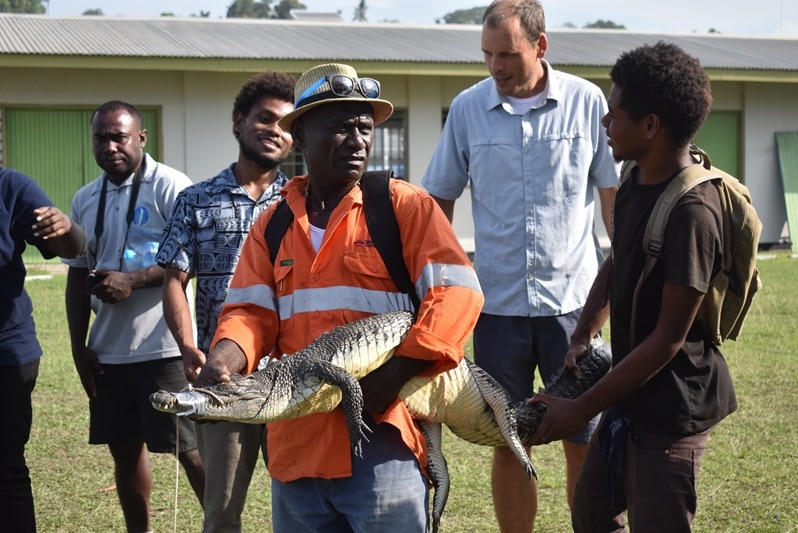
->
[[487, 59, 561, 112], [205, 163, 289, 198]]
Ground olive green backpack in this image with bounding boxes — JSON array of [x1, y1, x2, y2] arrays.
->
[[621, 145, 763, 346]]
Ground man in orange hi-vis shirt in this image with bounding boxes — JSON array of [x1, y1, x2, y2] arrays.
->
[[194, 63, 484, 532]]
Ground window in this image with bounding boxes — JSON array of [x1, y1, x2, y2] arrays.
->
[[280, 110, 407, 179], [368, 112, 406, 179]]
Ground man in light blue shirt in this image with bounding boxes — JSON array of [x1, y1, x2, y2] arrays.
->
[[422, 1, 618, 531]]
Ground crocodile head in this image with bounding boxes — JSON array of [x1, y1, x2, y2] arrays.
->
[[149, 371, 277, 423]]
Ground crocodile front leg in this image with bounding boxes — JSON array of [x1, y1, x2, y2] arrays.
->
[[302, 359, 373, 457]]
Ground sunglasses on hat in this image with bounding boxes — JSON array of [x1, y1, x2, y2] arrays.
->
[[295, 75, 381, 108]]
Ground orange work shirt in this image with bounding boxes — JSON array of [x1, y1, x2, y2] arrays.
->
[[212, 175, 483, 482]]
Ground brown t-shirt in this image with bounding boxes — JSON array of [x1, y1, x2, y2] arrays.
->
[[610, 167, 737, 434]]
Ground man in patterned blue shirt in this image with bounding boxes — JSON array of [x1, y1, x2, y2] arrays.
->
[[157, 71, 295, 533]]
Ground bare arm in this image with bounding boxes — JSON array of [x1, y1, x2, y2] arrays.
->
[[565, 257, 613, 369], [576, 281, 703, 410], [431, 195, 456, 223], [597, 186, 618, 240], [163, 266, 205, 383], [359, 356, 433, 414], [530, 280, 705, 443], [90, 264, 167, 305], [32, 206, 86, 258], [65, 266, 101, 399]]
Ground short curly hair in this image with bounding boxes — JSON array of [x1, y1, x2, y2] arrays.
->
[[91, 100, 142, 129], [232, 71, 296, 122], [610, 41, 712, 147]]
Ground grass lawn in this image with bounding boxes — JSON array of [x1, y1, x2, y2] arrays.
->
[[24, 252, 798, 532]]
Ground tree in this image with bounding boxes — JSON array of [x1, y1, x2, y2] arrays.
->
[[438, 6, 487, 24], [226, 0, 271, 19], [81, 8, 103, 15], [273, 0, 306, 19], [0, 0, 46, 13], [584, 19, 626, 29], [353, 0, 367, 22]]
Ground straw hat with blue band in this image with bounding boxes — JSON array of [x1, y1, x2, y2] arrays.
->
[[278, 63, 394, 132]]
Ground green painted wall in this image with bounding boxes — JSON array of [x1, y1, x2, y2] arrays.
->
[[695, 112, 741, 180], [776, 132, 798, 252]]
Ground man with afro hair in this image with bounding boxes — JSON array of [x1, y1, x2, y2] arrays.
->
[[529, 41, 738, 531], [157, 70, 295, 532]]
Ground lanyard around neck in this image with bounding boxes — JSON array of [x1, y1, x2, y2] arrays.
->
[[94, 159, 145, 243], [88, 160, 145, 271]]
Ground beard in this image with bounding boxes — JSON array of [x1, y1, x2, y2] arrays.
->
[[239, 137, 286, 170]]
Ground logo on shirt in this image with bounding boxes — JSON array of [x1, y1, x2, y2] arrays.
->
[[354, 240, 376, 248], [132, 206, 150, 226]]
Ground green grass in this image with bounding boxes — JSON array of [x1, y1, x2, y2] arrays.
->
[[25, 253, 798, 532]]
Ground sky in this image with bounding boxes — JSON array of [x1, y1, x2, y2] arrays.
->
[[45, 0, 798, 37]]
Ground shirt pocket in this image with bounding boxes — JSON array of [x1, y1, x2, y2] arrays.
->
[[468, 136, 524, 213], [469, 135, 518, 183], [214, 215, 249, 251], [273, 262, 294, 297], [273, 263, 295, 335], [342, 248, 393, 282]]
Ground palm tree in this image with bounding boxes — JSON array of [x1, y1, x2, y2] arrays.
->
[[353, 0, 367, 22]]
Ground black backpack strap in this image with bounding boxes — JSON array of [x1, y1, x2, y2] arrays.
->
[[361, 170, 421, 312], [264, 172, 420, 312], [265, 199, 293, 265]]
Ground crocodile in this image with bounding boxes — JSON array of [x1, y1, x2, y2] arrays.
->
[[150, 311, 611, 531]]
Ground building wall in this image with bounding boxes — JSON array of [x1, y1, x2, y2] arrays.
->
[[0, 67, 190, 171], [1, 66, 795, 248], [742, 83, 798, 244], [182, 71, 253, 180]]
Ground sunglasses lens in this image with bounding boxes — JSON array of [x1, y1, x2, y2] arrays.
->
[[329, 75, 356, 97], [358, 78, 381, 99]]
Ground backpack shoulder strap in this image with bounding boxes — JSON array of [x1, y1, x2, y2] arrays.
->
[[264, 198, 293, 265], [263, 171, 421, 312], [619, 160, 637, 186], [361, 170, 421, 312], [628, 162, 718, 345], [642, 164, 718, 258]]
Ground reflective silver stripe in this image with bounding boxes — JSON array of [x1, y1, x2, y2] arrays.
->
[[225, 284, 278, 312], [416, 263, 482, 297], [277, 286, 412, 319]]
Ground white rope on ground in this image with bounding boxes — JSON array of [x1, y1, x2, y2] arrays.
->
[[173, 416, 180, 533]]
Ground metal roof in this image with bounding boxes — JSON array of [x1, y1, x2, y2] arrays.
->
[[1, 14, 797, 75]]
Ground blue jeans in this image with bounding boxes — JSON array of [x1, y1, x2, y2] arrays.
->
[[0, 359, 39, 533], [271, 416, 429, 532]]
